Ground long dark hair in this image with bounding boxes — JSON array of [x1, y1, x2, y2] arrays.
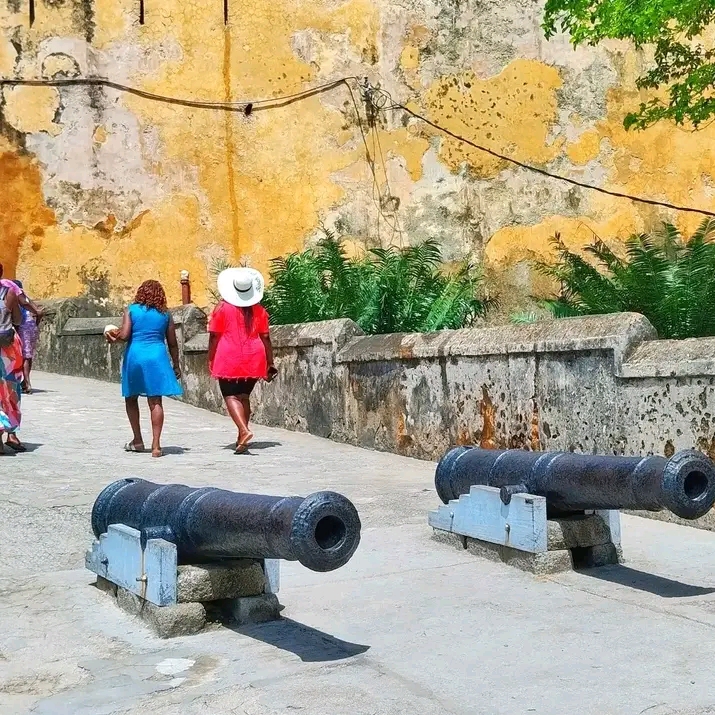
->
[[241, 305, 254, 335]]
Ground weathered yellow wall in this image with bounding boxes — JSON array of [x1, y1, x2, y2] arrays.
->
[[2, 0, 714, 311]]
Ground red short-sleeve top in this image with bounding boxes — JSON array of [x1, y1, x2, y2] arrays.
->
[[208, 301, 270, 379]]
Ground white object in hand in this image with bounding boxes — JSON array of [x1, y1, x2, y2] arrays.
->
[[103, 324, 119, 335]]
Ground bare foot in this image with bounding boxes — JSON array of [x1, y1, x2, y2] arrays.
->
[[151, 446, 163, 458]]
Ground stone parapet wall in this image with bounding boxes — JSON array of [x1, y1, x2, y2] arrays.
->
[[35, 299, 715, 530]]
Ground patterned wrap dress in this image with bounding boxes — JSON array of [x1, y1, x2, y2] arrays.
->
[[0, 285, 22, 433]]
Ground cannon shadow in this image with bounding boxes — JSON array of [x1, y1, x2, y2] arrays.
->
[[578, 564, 715, 598], [231, 617, 370, 662]]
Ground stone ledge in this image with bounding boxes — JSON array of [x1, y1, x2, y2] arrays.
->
[[62, 317, 121, 336], [267, 318, 363, 349], [183, 318, 363, 354], [336, 313, 656, 365], [62, 305, 205, 337], [184, 332, 209, 353], [620, 337, 715, 378]]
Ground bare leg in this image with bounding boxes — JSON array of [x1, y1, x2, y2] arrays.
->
[[147, 396, 164, 457], [224, 395, 252, 450], [241, 396, 251, 425], [125, 397, 144, 449], [23, 358, 32, 393], [238, 397, 253, 447]]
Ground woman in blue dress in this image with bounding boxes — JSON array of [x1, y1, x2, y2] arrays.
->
[[106, 280, 182, 457]]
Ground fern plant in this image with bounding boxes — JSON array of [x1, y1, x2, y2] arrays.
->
[[538, 219, 715, 339], [262, 229, 492, 334]]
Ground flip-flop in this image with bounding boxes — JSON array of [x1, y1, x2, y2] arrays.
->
[[5, 440, 26, 453], [234, 444, 248, 455], [124, 442, 145, 452]]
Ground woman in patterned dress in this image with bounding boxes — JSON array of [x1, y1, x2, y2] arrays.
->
[[0, 283, 24, 454]]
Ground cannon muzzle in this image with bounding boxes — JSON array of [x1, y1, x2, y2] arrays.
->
[[435, 447, 715, 520], [91, 478, 361, 572]]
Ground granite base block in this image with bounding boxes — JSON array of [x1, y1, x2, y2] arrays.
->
[[432, 530, 573, 575], [96, 575, 281, 638], [177, 560, 266, 603]]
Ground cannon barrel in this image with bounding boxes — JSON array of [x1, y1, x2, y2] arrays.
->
[[435, 447, 715, 520], [91, 478, 361, 572]]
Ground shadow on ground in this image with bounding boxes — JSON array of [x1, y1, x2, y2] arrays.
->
[[162, 446, 191, 455], [581, 564, 715, 597], [223, 441, 282, 453], [232, 617, 370, 662], [1, 442, 43, 454]]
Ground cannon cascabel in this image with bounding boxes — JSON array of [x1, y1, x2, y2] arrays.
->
[[91, 478, 361, 572]]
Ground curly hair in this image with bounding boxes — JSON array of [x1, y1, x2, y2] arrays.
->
[[135, 280, 168, 312]]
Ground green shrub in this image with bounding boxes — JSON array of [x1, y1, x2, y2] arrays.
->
[[537, 219, 715, 339], [261, 229, 492, 334]]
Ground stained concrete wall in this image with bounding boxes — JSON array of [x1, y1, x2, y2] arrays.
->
[[35, 300, 715, 529], [3, 0, 715, 314]]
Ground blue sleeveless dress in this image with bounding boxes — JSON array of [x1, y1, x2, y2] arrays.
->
[[121, 304, 183, 398]]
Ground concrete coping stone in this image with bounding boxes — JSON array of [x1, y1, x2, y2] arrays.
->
[[183, 318, 364, 354], [62, 317, 122, 335], [62, 304, 204, 335], [336, 313, 656, 366], [620, 337, 715, 378], [184, 332, 210, 353]]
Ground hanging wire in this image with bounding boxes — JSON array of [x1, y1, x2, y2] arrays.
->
[[1, 73, 715, 218]]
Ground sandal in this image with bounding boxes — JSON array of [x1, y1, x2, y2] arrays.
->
[[5, 438, 26, 453], [124, 442, 145, 452], [234, 444, 248, 455]]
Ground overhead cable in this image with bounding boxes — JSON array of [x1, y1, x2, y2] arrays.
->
[[2, 74, 715, 218]]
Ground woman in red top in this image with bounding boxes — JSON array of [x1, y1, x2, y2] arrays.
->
[[209, 268, 276, 454]]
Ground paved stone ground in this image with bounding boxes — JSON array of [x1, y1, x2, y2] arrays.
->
[[3, 373, 715, 714]]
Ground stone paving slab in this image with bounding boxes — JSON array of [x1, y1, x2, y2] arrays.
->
[[1, 374, 715, 714]]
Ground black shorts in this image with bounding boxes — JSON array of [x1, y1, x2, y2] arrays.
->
[[219, 378, 258, 398]]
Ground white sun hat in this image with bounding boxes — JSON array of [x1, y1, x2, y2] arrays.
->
[[217, 267, 265, 307]]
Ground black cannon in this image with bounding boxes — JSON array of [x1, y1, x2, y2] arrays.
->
[[91, 478, 361, 572], [435, 447, 715, 520]]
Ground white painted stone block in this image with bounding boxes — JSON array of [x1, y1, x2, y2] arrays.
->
[[429, 486, 548, 553], [86, 524, 178, 606]]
